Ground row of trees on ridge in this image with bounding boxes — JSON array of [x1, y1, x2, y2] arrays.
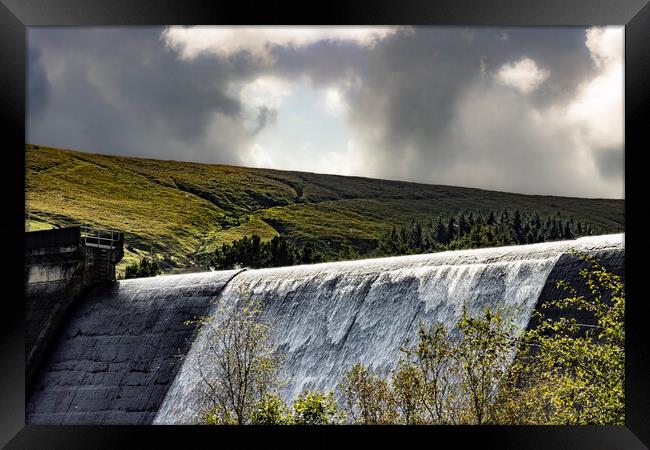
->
[[376, 209, 600, 256], [209, 209, 602, 270]]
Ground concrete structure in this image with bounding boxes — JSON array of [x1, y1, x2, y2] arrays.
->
[[26, 270, 242, 424], [25, 226, 124, 387], [25, 235, 623, 424]]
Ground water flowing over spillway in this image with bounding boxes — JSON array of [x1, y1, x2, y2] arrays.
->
[[153, 234, 624, 424], [26, 234, 623, 424]]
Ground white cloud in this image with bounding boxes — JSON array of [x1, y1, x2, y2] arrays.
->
[[322, 86, 347, 116], [238, 76, 293, 110], [528, 27, 623, 174], [563, 27, 624, 173], [242, 143, 276, 169], [303, 139, 368, 176], [235, 76, 293, 135], [585, 26, 623, 68], [564, 52, 623, 151], [340, 26, 623, 198], [435, 26, 623, 198], [495, 57, 550, 93], [162, 26, 401, 63]]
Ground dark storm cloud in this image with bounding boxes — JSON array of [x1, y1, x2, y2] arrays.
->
[[335, 27, 602, 187], [27, 26, 622, 198], [27, 27, 265, 163], [251, 27, 609, 195], [270, 39, 373, 85], [594, 147, 624, 181], [249, 106, 278, 136], [26, 45, 50, 121]]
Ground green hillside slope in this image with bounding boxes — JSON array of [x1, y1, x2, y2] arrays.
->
[[25, 144, 624, 274]]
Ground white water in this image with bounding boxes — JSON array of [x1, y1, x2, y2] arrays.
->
[[154, 234, 624, 424]]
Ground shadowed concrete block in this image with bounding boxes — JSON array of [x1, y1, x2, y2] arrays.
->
[[26, 270, 242, 424], [25, 227, 125, 387]]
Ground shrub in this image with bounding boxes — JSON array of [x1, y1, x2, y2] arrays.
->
[[292, 390, 342, 425], [123, 257, 161, 279]]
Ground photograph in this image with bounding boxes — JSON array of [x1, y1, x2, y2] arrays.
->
[[21, 24, 629, 428]]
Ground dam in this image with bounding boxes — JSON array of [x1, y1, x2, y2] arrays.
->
[[26, 234, 624, 425]]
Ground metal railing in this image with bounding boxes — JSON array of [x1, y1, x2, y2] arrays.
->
[[80, 226, 122, 250]]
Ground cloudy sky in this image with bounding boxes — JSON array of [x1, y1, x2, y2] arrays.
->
[[27, 26, 623, 199]]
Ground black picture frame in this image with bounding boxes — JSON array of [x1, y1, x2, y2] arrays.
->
[[1, 0, 647, 448]]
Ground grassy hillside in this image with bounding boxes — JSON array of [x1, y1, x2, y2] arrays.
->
[[25, 144, 624, 274]]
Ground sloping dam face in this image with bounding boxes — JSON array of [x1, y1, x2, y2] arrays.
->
[[27, 234, 624, 424]]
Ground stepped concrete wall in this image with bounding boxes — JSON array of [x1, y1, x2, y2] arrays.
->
[[26, 271, 242, 424], [25, 227, 123, 387]]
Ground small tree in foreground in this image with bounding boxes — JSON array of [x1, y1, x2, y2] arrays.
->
[[250, 392, 292, 425], [292, 390, 342, 425], [497, 253, 625, 425], [338, 363, 397, 424], [338, 307, 516, 425], [188, 294, 285, 425], [454, 306, 517, 424], [363, 307, 514, 424], [407, 323, 459, 424], [339, 253, 624, 425], [191, 253, 623, 425]]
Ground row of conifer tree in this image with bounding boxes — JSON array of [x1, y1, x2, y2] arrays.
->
[[209, 209, 601, 270], [376, 209, 599, 256]]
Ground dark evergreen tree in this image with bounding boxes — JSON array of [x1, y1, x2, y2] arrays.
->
[[512, 210, 523, 244], [458, 213, 469, 237], [475, 212, 485, 227], [526, 230, 535, 244], [268, 235, 295, 267], [499, 209, 511, 228], [563, 222, 574, 239], [124, 257, 161, 279], [486, 211, 496, 226], [408, 218, 423, 250], [521, 222, 531, 244], [548, 221, 560, 240], [378, 225, 402, 255], [435, 216, 448, 244], [447, 217, 458, 242], [339, 240, 359, 260], [300, 242, 322, 264]]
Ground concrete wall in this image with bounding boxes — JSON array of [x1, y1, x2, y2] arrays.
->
[[531, 248, 625, 333], [26, 270, 242, 424], [25, 227, 123, 387], [25, 228, 86, 386]]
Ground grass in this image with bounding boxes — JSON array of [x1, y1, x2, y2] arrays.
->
[[25, 218, 55, 231], [25, 144, 625, 274]]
